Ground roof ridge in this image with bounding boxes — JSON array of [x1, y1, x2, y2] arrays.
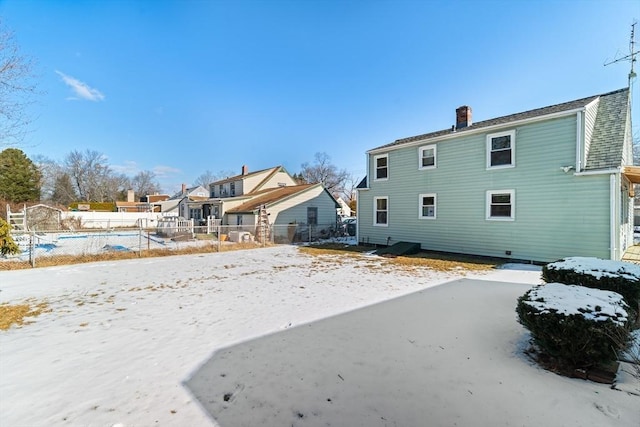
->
[[387, 88, 628, 148]]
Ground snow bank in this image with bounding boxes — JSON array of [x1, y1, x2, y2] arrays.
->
[[523, 283, 629, 326], [546, 257, 640, 281]]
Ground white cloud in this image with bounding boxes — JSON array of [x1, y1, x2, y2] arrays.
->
[[111, 161, 139, 175], [55, 70, 105, 102], [153, 165, 181, 177]]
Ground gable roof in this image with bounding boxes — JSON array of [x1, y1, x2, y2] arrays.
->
[[585, 88, 630, 170], [170, 185, 208, 200], [226, 184, 333, 214], [371, 88, 628, 152], [209, 166, 285, 186]]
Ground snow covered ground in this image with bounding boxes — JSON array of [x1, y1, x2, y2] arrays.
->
[[0, 245, 638, 426]]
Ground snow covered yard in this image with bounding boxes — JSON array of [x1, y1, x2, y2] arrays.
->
[[0, 245, 638, 426]]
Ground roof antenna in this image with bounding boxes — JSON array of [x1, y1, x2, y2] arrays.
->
[[604, 20, 639, 87]]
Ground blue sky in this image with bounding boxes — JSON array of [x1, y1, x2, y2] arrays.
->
[[1, 0, 639, 193]]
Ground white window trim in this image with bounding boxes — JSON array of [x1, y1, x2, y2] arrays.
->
[[486, 130, 516, 169], [374, 196, 389, 227], [374, 154, 389, 181], [486, 189, 515, 221], [418, 193, 437, 219], [418, 144, 437, 170]]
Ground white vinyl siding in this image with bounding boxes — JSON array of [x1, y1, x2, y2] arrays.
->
[[487, 130, 515, 169], [374, 196, 388, 226], [419, 145, 437, 170], [374, 154, 389, 181], [419, 193, 436, 219], [267, 186, 337, 226], [486, 190, 515, 220]]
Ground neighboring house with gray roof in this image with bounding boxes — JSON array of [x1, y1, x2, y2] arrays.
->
[[186, 166, 339, 240], [357, 88, 637, 262], [225, 183, 339, 239]]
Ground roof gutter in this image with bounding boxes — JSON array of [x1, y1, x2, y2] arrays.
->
[[367, 106, 588, 155], [573, 167, 621, 177]]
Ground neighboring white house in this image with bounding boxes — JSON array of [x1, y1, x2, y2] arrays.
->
[[187, 166, 298, 224], [152, 185, 209, 218], [225, 183, 338, 227], [335, 197, 352, 218]]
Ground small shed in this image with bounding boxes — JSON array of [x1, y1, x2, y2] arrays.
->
[[25, 204, 63, 231]]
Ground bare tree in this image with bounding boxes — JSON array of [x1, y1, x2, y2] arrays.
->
[[32, 154, 60, 201], [50, 172, 77, 206], [64, 149, 115, 202], [340, 173, 360, 211], [300, 152, 349, 196], [131, 170, 162, 198], [0, 21, 38, 146], [194, 169, 235, 188]]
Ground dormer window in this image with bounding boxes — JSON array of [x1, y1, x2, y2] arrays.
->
[[230, 181, 236, 196]]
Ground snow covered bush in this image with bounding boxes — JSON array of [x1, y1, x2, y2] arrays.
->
[[517, 283, 631, 369], [542, 257, 640, 318]]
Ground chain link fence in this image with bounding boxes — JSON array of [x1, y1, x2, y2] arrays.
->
[[1, 222, 352, 268]]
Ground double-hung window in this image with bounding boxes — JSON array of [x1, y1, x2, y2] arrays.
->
[[486, 190, 515, 220], [374, 196, 388, 226], [419, 145, 436, 169], [419, 193, 436, 219], [487, 130, 515, 168], [374, 154, 388, 180]]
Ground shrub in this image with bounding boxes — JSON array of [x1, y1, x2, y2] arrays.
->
[[517, 283, 631, 369], [68, 202, 116, 212], [542, 257, 640, 317], [0, 218, 20, 256]]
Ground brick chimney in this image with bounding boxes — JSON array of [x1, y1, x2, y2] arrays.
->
[[456, 106, 472, 129], [181, 183, 186, 194], [242, 165, 248, 175]]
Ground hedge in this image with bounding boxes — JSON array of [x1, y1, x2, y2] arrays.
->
[[517, 283, 631, 369], [542, 257, 640, 316]]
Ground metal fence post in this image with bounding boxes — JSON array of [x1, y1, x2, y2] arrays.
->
[[30, 231, 35, 268], [138, 225, 142, 257]]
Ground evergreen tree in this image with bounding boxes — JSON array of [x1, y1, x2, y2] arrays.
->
[[0, 148, 41, 202], [0, 217, 19, 255], [51, 173, 77, 206]]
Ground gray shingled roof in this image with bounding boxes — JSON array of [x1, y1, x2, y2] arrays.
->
[[585, 88, 630, 170], [372, 88, 628, 152]]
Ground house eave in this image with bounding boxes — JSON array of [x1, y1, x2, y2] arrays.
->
[[367, 107, 587, 155]]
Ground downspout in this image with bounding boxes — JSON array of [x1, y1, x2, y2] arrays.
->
[[610, 173, 617, 260], [575, 111, 583, 172], [355, 188, 360, 243]]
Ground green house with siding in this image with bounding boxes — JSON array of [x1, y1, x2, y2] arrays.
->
[[356, 88, 637, 263]]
